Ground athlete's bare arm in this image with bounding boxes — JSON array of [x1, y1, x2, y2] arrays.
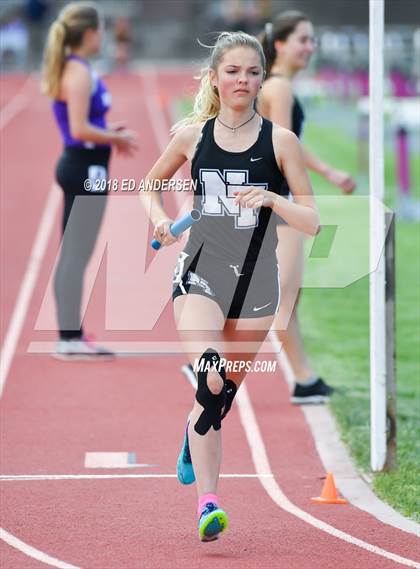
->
[[140, 123, 203, 246], [234, 126, 320, 236], [258, 76, 293, 130]]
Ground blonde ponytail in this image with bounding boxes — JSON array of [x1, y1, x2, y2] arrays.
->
[[171, 67, 221, 133], [172, 31, 265, 133], [41, 20, 67, 98], [41, 2, 100, 99]]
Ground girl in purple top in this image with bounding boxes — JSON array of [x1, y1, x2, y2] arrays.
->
[[41, 2, 137, 359]]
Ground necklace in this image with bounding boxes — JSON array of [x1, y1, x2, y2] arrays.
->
[[216, 111, 256, 133]]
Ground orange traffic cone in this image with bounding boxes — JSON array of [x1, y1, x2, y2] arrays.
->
[[311, 472, 348, 505]]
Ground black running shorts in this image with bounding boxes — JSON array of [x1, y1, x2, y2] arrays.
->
[[172, 251, 280, 319]]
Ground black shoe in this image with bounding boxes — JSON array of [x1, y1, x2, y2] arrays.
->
[[291, 377, 334, 404]]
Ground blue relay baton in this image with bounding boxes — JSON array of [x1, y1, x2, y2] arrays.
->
[[151, 209, 201, 250]]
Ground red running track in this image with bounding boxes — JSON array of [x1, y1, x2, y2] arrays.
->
[[0, 71, 419, 569]]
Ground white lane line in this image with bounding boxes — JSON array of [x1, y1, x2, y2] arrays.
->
[[0, 527, 81, 569], [0, 78, 77, 569], [0, 185, 60, 397], [154, 74, 420, 566], [236, 384, 420, 568], [268, 331, 294, 388], [27, 340, 279, 355], [1, 70, 188, 569], [270, 332, 420, 537], [0, 473, 272, 481], [0, 75, 33, 130], [179, 347, 420, 567]]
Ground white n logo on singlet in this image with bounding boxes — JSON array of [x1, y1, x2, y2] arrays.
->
[[199, 169, 267, 229]]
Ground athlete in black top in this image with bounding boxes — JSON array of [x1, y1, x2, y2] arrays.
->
[[188, 116, 288, 262], [279, 87, 305, 139], [172, 116, 289, 318], [259, 12, 356, 403], [141, 31, 319, 542], [264, 78, 305, 211]]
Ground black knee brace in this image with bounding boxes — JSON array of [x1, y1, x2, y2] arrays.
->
[[221, 379, 237, 420], [194, 348, 226, 436]]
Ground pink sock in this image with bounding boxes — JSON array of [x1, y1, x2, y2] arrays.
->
[[197, 493, 218, 517]]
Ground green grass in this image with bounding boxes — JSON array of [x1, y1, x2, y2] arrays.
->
[[299, 223, 419, 520], [303, 116, 420, 203], [302, 119, 420, 521]]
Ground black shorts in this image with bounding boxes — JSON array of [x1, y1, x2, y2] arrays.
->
[[172, 251, 280, 319]]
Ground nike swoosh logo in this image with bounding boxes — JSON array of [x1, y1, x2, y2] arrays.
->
[[253, 302, 271, 312], [250, 157, 263, 162]]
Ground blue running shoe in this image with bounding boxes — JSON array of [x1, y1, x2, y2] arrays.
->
[[176, 420, 195, 485], [198, 502, 228, 542]]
